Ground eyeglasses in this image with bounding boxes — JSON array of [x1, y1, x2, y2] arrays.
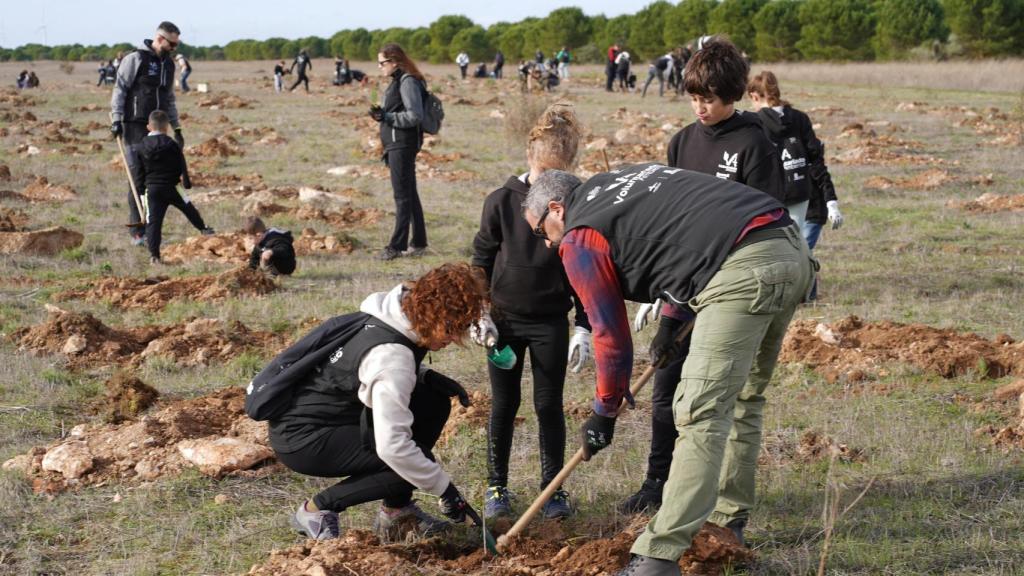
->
[[532, 207, 551, 239], [377, 58, 393, 67], [157, 33, 179, 49]]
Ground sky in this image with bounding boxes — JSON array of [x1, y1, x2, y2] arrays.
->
[[0, 0, 658, 48]]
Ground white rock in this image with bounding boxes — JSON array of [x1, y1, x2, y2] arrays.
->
[[2, 454, 32, 473], [61, 334, 87, 355], [69, 424, 87, 437], [298, 186, 351, 208], [613, 127, 633, 143], [176, 437, 273, 477], [26, 145, 40, 156], [488, 109, 505, 119], [326, 165, 359, 177], [814, 323, 842, 346], [41, 442, 93, 479], [585, 137, 609, 151], [134, 458, 162, 480]]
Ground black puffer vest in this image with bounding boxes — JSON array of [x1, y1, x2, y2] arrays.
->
[[126, 40, 176, 123]]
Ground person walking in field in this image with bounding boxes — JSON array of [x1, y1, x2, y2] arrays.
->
[[289, 49, 312, 92], [493, 50, 505, 79], [110, 20, 185, 246], [371, 43, 428, 261], [471, 104, 592, 523], [522, 165, 814, 576], [456, 51, 470, 80], [175, 53, 191, 92], [556, 46, 571, 79]]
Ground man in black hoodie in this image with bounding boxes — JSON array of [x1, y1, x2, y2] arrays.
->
[[289, 50, 313, 92], [245, 216, 297, 276], [130, 110, 213, 264]]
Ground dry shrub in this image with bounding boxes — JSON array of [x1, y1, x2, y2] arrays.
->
[[503, 95, 553, 147], [58, 62, 75, 75]]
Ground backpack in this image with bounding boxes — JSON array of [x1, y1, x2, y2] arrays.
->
[[404, 73, 444, 135], [245, 312, 370, 421]]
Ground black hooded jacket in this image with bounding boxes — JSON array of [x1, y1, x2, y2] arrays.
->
[[756, 105, 835, 206], [130, 133, 186, 192]]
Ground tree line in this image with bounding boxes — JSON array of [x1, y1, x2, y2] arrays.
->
[[2, 0, 1023, 64]]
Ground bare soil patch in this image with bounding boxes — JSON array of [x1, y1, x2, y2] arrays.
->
[[20, 176, 77, 201], [188, 135, 245, 158], [197, 91, 254, 109], [865, 168, 955, 191], [0, 226, 83, 255], [781, 316, 1024, 383], [762, 428, 867, 466], [94, 370, 160, 424], [974, 380, 1024, 451], [0, 207, 30, 231], [439, 391, 523, 445], [161, 230, 353, 265], [948, 192, 1024, 213], [55, 266, 278, 311]]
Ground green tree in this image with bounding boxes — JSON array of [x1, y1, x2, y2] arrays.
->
[[942, 0, 1024, 57], [753, 0, 803, 61], [537, 7, 591, 51], [708, 0, 768, 57], [797, 0, 877, 60], [664, 0, 716, 47], [450, 25, 492, 61], [629, 1, 673, 60], [407, 29, 432, 60], [874, 0, 947, 58], [497, 22, 528, 60], [428, 15, 474, 62], [344, 28, 373, 61]]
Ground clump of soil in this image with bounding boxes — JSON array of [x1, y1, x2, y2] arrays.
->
[[1, 387, 274, 494], [188, 136, 244, 158], [246, 516, 749, 576], [95, 370, 160, 424], [12, 306, 285, 369], [294, 205, 385, 227], [0, 226, 83, 255], [0, 164, 11, 181], [439, 391, 523, 445], [56, 266, 278, 311], [162, 230, 353, 265], [21, 176, 77, 201], [781, 316, 1024, 383], [189, 171, 265, 189], [865, 168, 955, 191], [0, 207, 30, 231], [197, 91, 253, 109], [949, 192, 1024, 213], [416, 150, 476, 181], [974, 380, 1024, 451]]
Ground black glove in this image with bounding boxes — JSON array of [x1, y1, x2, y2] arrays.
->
[[173, 127, 184, 148], [438, 482, 481, 525], [649, 315, 688, 369], [580, 412, 616, 461], [369, 105, 385, 122], [423, 370, 470, 407], [110, 121, 123, 138]]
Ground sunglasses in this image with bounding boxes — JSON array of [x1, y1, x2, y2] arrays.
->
[[377, 58, 393, 67], [532, 207, 551, 239], [158, 33, 179, 49]]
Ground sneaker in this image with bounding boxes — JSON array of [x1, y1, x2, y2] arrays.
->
[[615, 554, 681, 576], [149, 256, 162, 265], [130, 235, 146, 247], [378, 247, 402, 261], [372, 501, 450, 541], [618, 477, 665, 514], [290, 500, 340, 540], [484, 486, 513, 519], [201, 227, 216, 236], [725, 518, 748, 548], [542, 489, 573, 519], [404, 246, 427, 258]]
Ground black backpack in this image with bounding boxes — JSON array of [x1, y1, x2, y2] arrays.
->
[[403, 73, 444, 135], [245, 312, 370, 421]]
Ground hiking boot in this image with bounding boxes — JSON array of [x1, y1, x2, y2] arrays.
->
[[290, 500, 340, 540], [615, 554, 681, 576], [618, 477, 665, 514], [372, 501, 451, 541], [542, 489, 573, 519], [404, 246, 427, 258], [725, 518, 748, 548], [378, 246, 402, 261], [484, 486, 513, 519], [201, 227, 216, 236]]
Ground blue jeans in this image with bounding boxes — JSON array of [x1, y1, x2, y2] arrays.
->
[[802, 221, 823, 299], [180, 69, 191, 92]]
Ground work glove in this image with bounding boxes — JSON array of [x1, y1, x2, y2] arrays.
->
[[580, 412, 616, 461], [423, 370, 471, 408], [173, 127, 185, 148], [110, 121, 123, 138], [649, 315, 688, 369], [438, 482, 482, 525], [567, 326, 592, 373], [469, 312, 498, 347], [369, 105, 385, 122], [826, 200, 843, 230], [633, 298, 662, 332]]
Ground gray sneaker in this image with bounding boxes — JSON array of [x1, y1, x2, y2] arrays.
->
[[290, 500, 340, 540], [201, 227, 216, 236], [372, 501, 451, 541], [615, 554, 681, 576]]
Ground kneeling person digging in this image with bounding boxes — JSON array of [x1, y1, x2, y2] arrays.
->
[[245, 216, 296, 276]]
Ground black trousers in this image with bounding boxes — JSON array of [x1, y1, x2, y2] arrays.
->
[[385, 146, 426, 252], [494, 63, 503, 79], [459, 65, 468, 79], [274, 379, 451, 513], [145, 186, 207, 260], [605, 62, 616, 91], [122, 122, 149, 237], [487, 316, 569, 489], [290, 72, 309, 92], [645, 330, 694, 482]]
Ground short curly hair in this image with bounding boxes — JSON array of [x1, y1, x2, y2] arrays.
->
[[402, 263, 488, 349], [684, 38, 749, 104]]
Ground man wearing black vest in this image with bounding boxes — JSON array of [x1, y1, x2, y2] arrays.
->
[[523, 165, 815, 576], [110, 21, 184, 245]]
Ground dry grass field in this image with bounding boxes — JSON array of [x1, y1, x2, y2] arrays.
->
[[1, 58, 1023, 575]]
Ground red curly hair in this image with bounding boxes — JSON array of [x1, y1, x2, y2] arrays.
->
[[402, 263, 488, 349]]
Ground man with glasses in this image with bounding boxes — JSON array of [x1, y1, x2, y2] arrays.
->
[[110, 21, 185, 245]]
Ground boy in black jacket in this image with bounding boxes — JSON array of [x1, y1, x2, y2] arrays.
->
[[621, 40, 786, 542], [130, 110, 213, 264], [245, 216, 297, 276]]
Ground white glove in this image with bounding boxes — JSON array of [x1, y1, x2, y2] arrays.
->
[[469, 312, 498, 347], [826, 200, 843, 230], [633, 298, 662, 333], [567, 326, 593, 373]]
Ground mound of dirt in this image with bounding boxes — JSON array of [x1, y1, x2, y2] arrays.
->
[[0, 164, 10, 180], [0, 88, 40, 106], [781, 316, 1024, 383], [191, 184, 294, 205], [56, 266, 278, 311], [21, 176, 77, 201], [162, 230, 353, 265], [189, 171, 265, 189], [246, 517, 749, 576], [1, 387, 274, 494], [94, 370, 160, 424], [12, 306, 285, 369], [762, 428, 866, 465], [197, 91, 253, 109], [949, 192, 1024, 213], [188, 136, 244, 158], [0, 226, 83, 255], [0, 207, 30, 231], [865, 168, 955, 191], [294, 205, 385, 227], [974, 380, 1024, 451]]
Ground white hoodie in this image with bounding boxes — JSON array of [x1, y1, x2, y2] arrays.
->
[[356, 284, 451, 496]]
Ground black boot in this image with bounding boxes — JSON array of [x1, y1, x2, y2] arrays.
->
[[615, 554, 681, 576], [725, 518, 748, 548], [618, 477, 665, 514]]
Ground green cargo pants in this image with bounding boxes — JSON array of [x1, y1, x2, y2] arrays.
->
[[631, 224, 815, 561]]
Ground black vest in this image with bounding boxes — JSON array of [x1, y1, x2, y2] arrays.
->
[[126, 45, 175, 123], [380, 70, 422, 151], [564, 163, 782, 306], [269, 318, 427, 453]]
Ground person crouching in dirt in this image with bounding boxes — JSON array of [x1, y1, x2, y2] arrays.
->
[[471, 104, 592, 523], [262, 262, 487, 541], [245, 216, 296, 276], [522, 165, 815, 575], [130, 110, 214, 265]]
